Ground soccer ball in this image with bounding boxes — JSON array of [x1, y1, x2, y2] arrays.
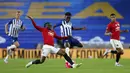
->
[[65, 61, 75, 68]]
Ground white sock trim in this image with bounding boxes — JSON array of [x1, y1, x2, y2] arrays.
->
[[65, 47, 70, 56]]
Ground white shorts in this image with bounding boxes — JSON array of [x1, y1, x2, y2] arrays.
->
[[41, 45, 60, 57], [110, 39, 123, 50]]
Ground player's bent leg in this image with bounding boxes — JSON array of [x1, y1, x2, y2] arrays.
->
[[103, 49, 117, 58], [14, 41, 20, 47], [111, 50, 117, 54], [115, 48, 123, 66], [64, 42, 70, 56], [32, 56, 46, 64], [115, 53, 122, 66], [26, 45, 50, 68], [4, 41, 19, 63], [25, 56, 46, 68]]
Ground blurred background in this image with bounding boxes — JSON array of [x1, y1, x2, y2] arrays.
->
[[0, 0, 130, 58]]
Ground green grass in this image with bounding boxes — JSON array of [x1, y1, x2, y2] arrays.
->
[[0, 59, 130, 73]]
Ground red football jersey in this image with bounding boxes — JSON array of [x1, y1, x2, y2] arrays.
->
[[106, 21, 120, 40], [30, 18, 67, 46]]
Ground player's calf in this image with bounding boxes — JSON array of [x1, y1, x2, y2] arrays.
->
[[32, 56, 46, 64], [26, 56, 46, 68], [57, 50, 74, 65]]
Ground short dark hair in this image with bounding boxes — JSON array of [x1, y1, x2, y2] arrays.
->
[[110, 13, 116, 16], [44, 22, 51, 27], [65, 12, 72, 16], [16, 10, 21, 13]]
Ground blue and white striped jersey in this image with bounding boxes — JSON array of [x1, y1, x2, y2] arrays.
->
[[7, 18, 23, 37], [56, 20, 72, 37]]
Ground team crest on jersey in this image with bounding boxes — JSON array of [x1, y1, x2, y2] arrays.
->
[[115, 24, 120, 31], [48, 31, 54, 36], [115, 24, 120, 27]]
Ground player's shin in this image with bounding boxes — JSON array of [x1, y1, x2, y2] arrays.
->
[[116, 53, 121, 63], [115, 53, 123, 66], [32, 56, 46, 64], [63, 53, 74, 65], [4, 46, 15, 63], [25, 59, 44, 68], [32, 59, 41, 64]]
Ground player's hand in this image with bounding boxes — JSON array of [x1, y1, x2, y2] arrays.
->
[[26, 15, 33, 19], [21, 26, 26, 31], [124, 29, 129, 32], [5, 31, 9, 35], [82, 27, 86, 30]]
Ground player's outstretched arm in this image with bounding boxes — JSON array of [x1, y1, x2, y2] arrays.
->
[[5, 19, 12, 34], [105, 24, 111, 36], [104, 30, 111, 36], [120, 29, 129, 33], [54, 32, 68, 40], [72, 26, 86, 30], [27, 15, 44, 32]]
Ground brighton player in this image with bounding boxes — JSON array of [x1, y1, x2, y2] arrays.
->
[[25, 15, 82, 68], [103, 13, 129, 66], [53, 12, 86, 67], [4, 10, 25, 63]]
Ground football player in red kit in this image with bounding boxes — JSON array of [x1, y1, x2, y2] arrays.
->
[[25, 16, 82, 68], [103, 13, 129, 66]]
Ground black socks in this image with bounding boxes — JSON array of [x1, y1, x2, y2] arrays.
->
[[63, 53, 74, 65], [111, 50, 117, 54], [32, 59, 41, 64], [116, 53, 121, 63]]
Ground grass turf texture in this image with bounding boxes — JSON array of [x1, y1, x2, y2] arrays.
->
[[0, 59, 130, 73]]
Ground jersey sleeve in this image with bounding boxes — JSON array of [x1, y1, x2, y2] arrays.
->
[[7, 19, 13, 25], [54, 32, 68, 40], [21, 22, 24, 28], [29, 17, 44, 32]]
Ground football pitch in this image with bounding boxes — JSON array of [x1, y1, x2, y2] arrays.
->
[[0, 59, 130, 73]]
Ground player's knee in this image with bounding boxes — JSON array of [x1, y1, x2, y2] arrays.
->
[[57, 50, 66, 56], [40, 56, 46, 64], [17, 43, 20, 47], [40, 61, 44, 64], [64, 42, 70, 48], [62, 51, 66, 55], [11, 48, 15, 51], [117, 50, 123, 55], [78, 44, 83, 47], [116, 48, 121, 52], [14, 41, 20, 47], [119, 51, 124, 55]]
